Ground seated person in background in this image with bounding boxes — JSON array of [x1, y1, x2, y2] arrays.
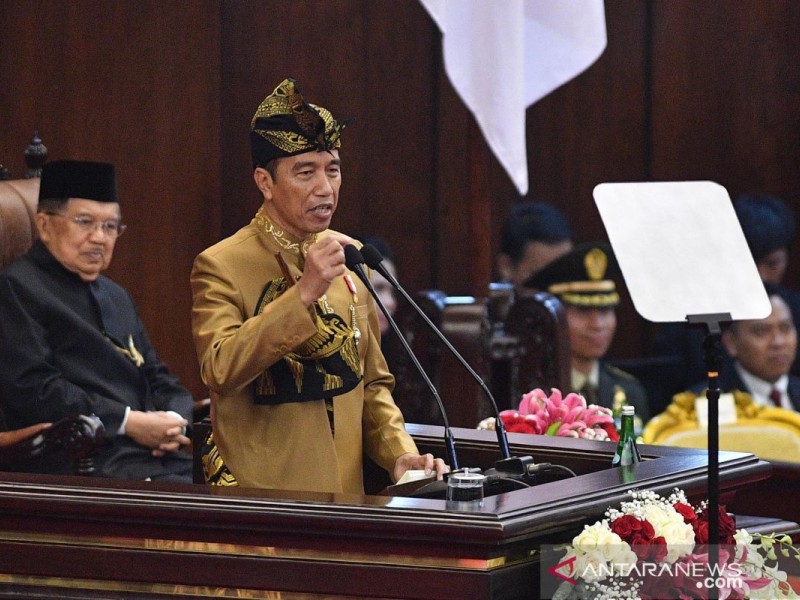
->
[[496, 200, 573, 288], [524, 242, 650, 424], [355, 235, 397, 337], [0, 160, 193, 481], [653, 192, 800, 388], [737, 193, 796, 288], [690, 283, 800, 410], [735, 193, 800, 378], [190, 77, 448, 494]]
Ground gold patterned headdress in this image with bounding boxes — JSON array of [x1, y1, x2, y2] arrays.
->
[[250, 78, 347, 168], [524, 242, 620, 307]]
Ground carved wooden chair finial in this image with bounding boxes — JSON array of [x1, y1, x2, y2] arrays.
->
[[24, 131, 48, 179]]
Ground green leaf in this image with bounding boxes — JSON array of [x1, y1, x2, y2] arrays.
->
[[546, 422, 562, 436]]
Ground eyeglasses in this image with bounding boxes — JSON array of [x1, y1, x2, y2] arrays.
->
[[45, 212, 127, 238]]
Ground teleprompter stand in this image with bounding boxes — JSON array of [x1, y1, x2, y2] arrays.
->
[[594, 181, 771, 600], [688, 312, 732, 597]]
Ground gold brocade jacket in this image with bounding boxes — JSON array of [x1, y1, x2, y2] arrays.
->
[[190, 217, 417, 493]]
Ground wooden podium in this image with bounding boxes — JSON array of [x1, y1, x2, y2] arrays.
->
[[0, 424, 772, 599]]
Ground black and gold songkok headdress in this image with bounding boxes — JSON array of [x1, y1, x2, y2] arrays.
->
[[250, 78, 347, 168]]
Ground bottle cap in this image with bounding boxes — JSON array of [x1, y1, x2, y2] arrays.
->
[[621, 405, 635, 416]]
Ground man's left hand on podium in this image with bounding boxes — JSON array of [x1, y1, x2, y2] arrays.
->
[[393, 452, 449, 483]]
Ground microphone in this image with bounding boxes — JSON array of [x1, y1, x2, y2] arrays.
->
[[343, 244, 461, 473], [361, 243, 534, 477]]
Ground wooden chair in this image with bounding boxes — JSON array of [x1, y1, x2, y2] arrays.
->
[[0, 177, 39, 267], [386, 290, 493, 428], [0, 135, 106, 475], [501, 288, 571, 403], [0, 415, 106, 476], [645, 393, 800, 537], [388, 286, 571, 428]]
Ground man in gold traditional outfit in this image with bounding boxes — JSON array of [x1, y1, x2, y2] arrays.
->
[[190, 78, 448, 493]]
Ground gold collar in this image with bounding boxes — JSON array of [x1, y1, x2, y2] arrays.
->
[[254, 207, 316, 256]]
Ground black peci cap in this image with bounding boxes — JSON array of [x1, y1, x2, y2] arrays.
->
[[39, 160, 119, 203]]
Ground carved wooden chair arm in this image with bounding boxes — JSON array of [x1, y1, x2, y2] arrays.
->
[[0, 415, 106, 475]]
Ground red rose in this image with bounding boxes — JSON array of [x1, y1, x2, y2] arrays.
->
[[673, 502, 697, 524], [693, 505, 736, 545], [633, 536, 668, 563], [718, 506, 737, 545], [640, 519, 655, 540], [505, 420, 536, 434], [599, 422, 619, 441], [500, 412, 537, 434], [630, 535, 651, 559], [693, 519, 709, 544], [612, 515, 659, 555], [611, 515, 642, 539], [647, 536, 668, 562]]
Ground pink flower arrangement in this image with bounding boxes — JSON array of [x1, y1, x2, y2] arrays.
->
[[478, 388, 618, 441], [550, 489, 800, 599]]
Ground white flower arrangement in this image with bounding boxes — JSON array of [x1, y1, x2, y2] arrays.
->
[[550, 489, 799, 599]]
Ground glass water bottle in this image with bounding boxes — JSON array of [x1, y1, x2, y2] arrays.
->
[[611, 405, 641, 467]]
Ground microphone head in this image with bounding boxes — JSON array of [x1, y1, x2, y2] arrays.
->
[[343, 244, 366, 270], [360, 244, 384, 269]]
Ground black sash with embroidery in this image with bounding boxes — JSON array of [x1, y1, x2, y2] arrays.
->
[[253, 277, 362, 405]]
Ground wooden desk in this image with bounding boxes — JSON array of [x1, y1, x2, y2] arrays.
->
[[729, 459, 800, 530], [0, 425, 772, 599]]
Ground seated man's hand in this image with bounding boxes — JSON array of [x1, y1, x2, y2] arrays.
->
[[125, 410, 190, 457], [392, 452, 450, 483], [0, 422, 51, 447]]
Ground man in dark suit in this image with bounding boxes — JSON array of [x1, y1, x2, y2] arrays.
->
[[0, 160, 194, 480], [702, 284, 800, 411], [496, 200, 573, 288], [654, 192, 800, 391], [524, 242, 650, 425], [735, 193, 800, 380]]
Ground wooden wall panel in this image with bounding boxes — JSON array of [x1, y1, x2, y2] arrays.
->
[[358, 1, 441, 292], [3, 0, 800, 401], [219, 0, 441, 292], [430, 65, 476, 294], [0, 0, 222, 399], [650, 0, 800, 289], [219, 0, 372, 238], [523, 0, 651, 357]]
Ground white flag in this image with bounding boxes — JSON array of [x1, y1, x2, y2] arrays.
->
[[419, 0, 607, 195]]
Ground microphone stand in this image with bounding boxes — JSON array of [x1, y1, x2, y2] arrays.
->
[[361, 244, 535, 476], [343, 246, 460, 472]]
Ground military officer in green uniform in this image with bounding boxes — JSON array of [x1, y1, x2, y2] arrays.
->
[[525, 242, 650, 427]]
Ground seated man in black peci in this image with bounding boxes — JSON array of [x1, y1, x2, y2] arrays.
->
[[0, 160, 194, 481]]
